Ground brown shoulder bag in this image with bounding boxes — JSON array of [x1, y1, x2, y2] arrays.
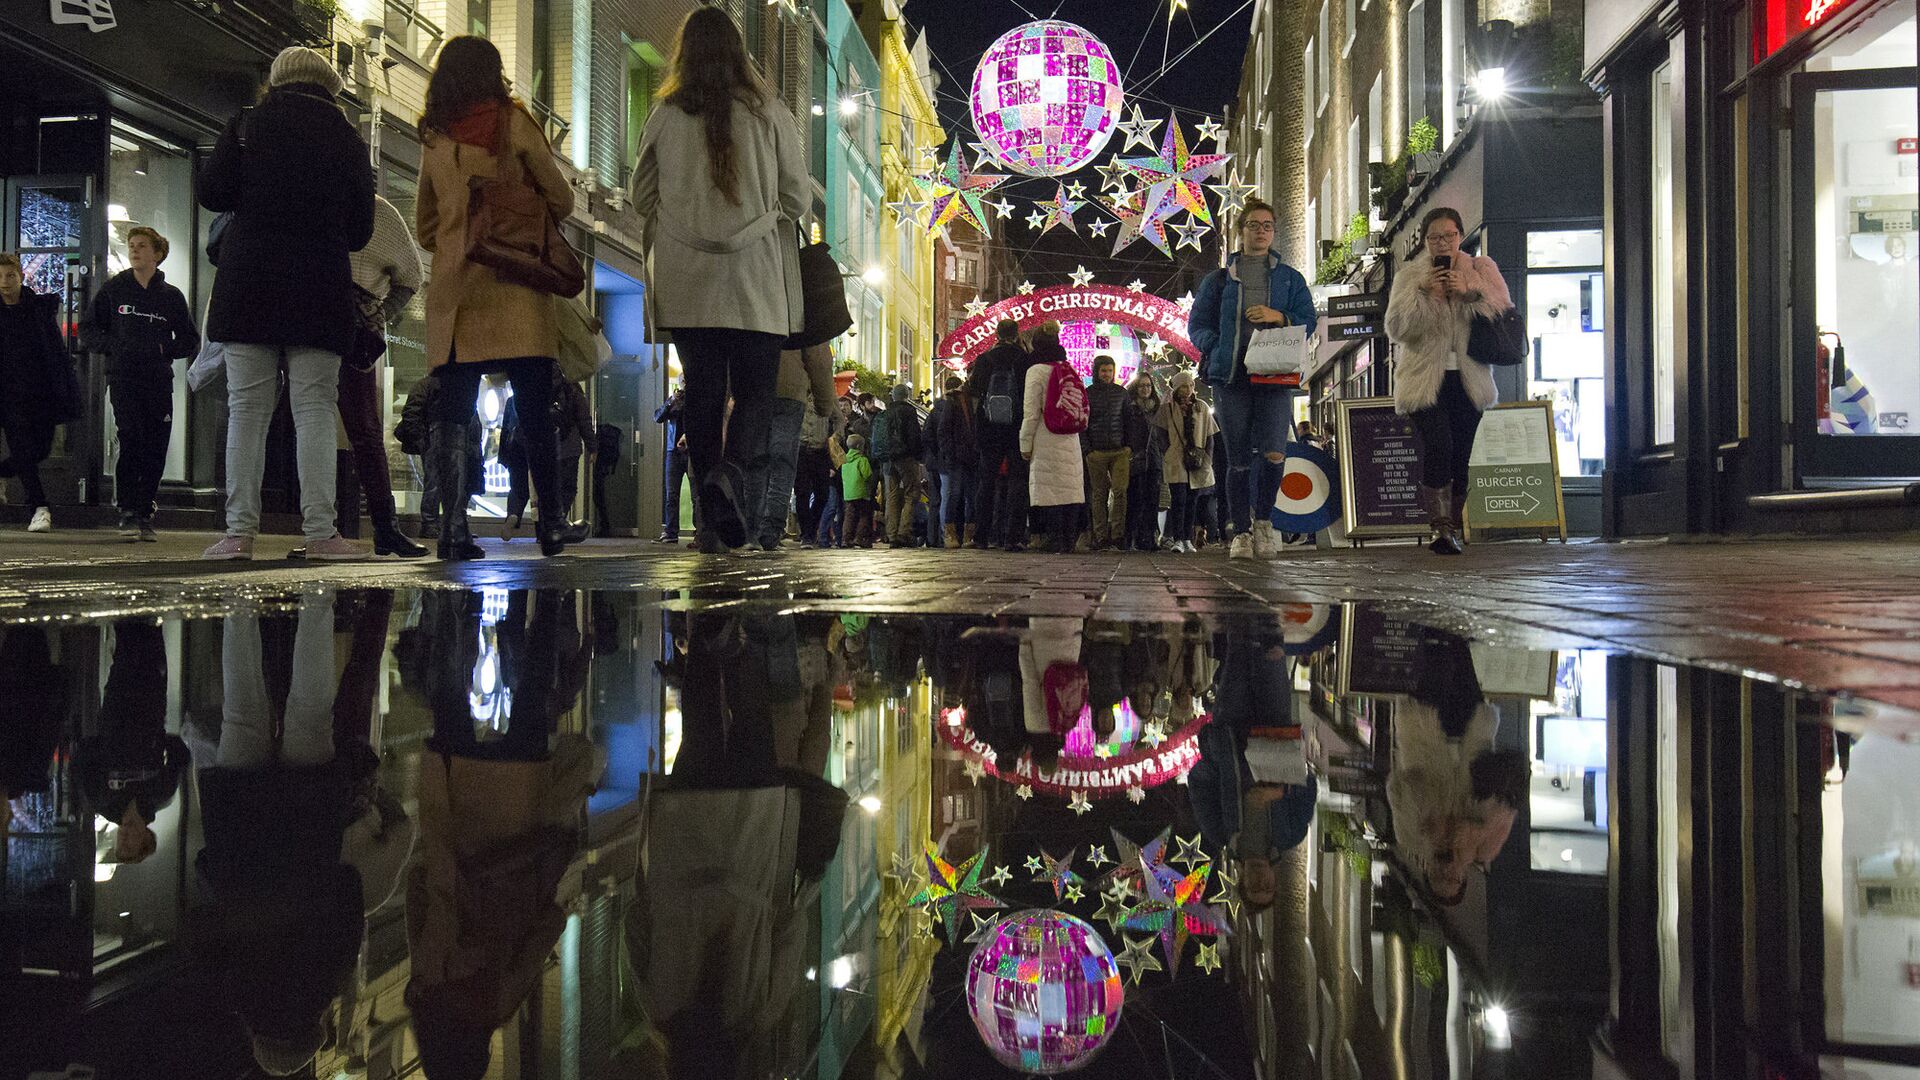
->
[[464, 106, 586, 298]]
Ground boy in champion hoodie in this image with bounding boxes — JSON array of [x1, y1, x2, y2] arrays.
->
[[82, 226, 199, 540]]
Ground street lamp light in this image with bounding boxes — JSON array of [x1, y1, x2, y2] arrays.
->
[[1474, 66, 1508, 101], [861, 265, 885, 286]]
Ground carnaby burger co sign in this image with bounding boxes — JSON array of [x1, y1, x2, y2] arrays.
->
[[937, 284, 1202, 365], [51, 0, 116, 32]]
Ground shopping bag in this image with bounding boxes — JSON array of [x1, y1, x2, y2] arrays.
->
[[186, 338, 226, 393], [1243, 325, 1309, 379]]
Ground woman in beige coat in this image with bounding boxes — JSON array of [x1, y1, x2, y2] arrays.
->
[[415, 35, 576, 560], [632, 7, 808, 554], [1158, 369, 1218, 553]]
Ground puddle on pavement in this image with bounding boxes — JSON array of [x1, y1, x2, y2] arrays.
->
[[3, 590, 1917, 1080]]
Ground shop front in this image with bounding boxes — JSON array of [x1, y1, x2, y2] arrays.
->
[[1, 0, 325, 522], [1587, 0, 1918, 536]]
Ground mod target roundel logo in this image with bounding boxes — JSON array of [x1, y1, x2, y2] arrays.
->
[[1272, 442, 1340, 534]]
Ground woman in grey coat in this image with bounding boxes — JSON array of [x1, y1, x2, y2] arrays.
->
[[632, 7, 808, 554]]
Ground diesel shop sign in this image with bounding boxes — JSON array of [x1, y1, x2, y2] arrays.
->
[[50, 0, 115, 31]]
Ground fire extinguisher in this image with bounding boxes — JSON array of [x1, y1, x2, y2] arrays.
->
[[1815, 330, 1846, 426]]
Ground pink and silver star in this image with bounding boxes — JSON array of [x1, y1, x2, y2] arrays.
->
[[1031, 183, 1084, 236], [1116, 934, 1164, 984], [1069, 265, 1095, 288], [1031, 847, 1085, 901], [907, 841, 1007, 942], [1118, 119, 1233, 224], [964, 297, 990, 317], [1116, 103, 1163, 153], [1068, 791, 1093, 815], [1195, 940, 1223, 973], [913, 143, 1008, 237], [1122, 860, 1229, 971], [1016, 280, 1037, 295], [1173, 218, 1211, 252]]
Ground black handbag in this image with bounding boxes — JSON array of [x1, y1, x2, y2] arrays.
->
[[785, 225, 854, 349], [1468, 305, 1528, 367]]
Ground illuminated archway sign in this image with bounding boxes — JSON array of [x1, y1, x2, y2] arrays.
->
[[937, 704, 1211, 799], [938, 284, 1201, 371]]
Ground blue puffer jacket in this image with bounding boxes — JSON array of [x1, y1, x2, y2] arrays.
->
[[1188, 251, 1318, 386]]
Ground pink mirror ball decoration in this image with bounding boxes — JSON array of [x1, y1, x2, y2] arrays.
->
[[969, 21, 1125, 178], [965, 909, 1125, 1073]]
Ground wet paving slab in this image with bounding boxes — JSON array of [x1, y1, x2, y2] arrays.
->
[[4, 585, 1918, 1080]]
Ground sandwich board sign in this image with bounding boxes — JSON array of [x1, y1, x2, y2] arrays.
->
[[1464, 400, 1567, 541]]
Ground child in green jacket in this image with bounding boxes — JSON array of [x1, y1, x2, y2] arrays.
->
[[841, 435, 874, 548]]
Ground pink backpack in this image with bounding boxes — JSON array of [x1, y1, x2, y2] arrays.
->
[[1042, 361, 1089, 435]]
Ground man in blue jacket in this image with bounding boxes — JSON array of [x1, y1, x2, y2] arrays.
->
[[1187, 198, 1317, 560]]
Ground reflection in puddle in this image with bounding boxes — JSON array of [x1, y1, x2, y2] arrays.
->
[[3, 592, 1918, 1080]]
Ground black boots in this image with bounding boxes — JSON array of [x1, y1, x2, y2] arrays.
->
[[1421, 485, 1463, 555], [430, 420, 485, 562], [373, 520, 428, 558]]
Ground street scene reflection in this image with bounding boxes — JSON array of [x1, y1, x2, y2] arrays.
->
[[5, 592, 1918, 1080]]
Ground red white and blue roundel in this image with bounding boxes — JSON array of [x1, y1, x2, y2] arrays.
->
[[1271, 442, 1341, 534]]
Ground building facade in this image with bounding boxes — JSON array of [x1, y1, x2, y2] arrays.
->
[[1585, 0, 1918, 537], [858, 1, 943, 394], [1231, 0, 1608, 534]]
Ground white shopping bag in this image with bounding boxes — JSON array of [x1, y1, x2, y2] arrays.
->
[[186, 338, 226, 393], [1243, 325, 1309, 378]]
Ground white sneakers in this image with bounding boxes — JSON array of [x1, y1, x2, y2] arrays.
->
[[27, 507, 51, 533], [1229, 533, 1255, 560], [1252, 522, 1282, 559]]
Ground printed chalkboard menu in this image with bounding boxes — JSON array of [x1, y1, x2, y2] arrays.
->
[[1335, 397, 1429, 542], [1337, 604, 1426, 697]]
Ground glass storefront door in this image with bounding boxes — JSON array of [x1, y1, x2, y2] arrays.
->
[[1791, 63, 1919, 478], [3, 176, 92, 503]]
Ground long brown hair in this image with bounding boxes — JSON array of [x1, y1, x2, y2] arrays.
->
[[657, 7, 769, 205], [421, 35, 512, 136]]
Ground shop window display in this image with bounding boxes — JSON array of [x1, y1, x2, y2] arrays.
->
[[1527, 229, 1606, 477]]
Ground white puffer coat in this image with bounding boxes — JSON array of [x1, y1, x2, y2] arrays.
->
[[1020, 360, 1087, 508], [1383, 252, 1513, 415]]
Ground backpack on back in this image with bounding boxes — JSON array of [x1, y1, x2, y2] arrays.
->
[[1042, 361, 1090, 435], [869, 409, 892, 462], [982, 364, 1016, 427]]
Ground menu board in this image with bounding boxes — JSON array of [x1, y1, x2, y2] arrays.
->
[[1337, 604, 1425, 697], [1336, 398, 1429, 540], [1465, 401, 1567, 538]]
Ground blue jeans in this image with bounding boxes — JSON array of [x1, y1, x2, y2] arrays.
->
[[816, 483, 844, 546], [1211, 382, 1293, 537], [745, 396, 805, 545], [941, 468, 974, 531], [223, 343, 342, 541]]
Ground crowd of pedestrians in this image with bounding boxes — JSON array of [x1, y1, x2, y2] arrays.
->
[[0, 7, 1509, 564]]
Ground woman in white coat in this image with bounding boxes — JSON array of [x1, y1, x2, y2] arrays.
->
[[1383, 206, 1514, 555], [1019, 323, 1087, 552], [633, 7, 808, 554]]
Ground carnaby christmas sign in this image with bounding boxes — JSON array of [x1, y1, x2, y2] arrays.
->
[[937, 704, 1211, 799], [938, 284, 1201, 365]]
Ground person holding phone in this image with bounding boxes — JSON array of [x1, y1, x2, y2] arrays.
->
[[1384, 207, 1513, 555]]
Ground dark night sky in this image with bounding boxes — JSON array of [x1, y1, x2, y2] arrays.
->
[[903, 0, 1258, 291]]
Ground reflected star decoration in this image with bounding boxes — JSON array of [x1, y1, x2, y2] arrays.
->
[[1069, 791, 1093, 815], [1122, 860, 1229, 971], [1127, 279, 1147, 292], [1117, 118, 1232, 224], [987, 863, 1014, 887], [1032, 847, 1085, 902], [1176, 291, 1197, 313], [1094, 890, 1133, 930], [1025, 854, 1046, 873], [913, 143, 1009, 237], [908, 840, 1007, 942], [1116, 934, 1164, 984], [1127, 785, 1147, 804], [1086, 845, 1112, 868], [1015, 783, 1035, 800], [1171, 833, 1207, 869], [1195, 941, 1223, 974]]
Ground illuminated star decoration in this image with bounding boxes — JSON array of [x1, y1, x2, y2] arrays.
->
[[1104, 827, 1174, 895], [907, 841, 1007, 942], [1122, 860, 1229, 972], [1118, 117, 1232, 224], [1141, 719, 1169, 747], [1116, 934, 1164, 984], [1025, 209, 1049, 231], [1015, 784, 1034, 800], [1141, 334, 1169, 359], [1214, 865, 1243, 920], [1016, 280, 1037, 295], [913, 143, 1009, 237], [1031, 847, 1085, 902], [1069, 265, 1096, 288], [1207, 171, 1257, 217], [1094, 889, 1133, 930], [1116, 103, 1163, 153], [1126, 785, 1147, 804], [1031, 183, 1084, 236], [1064, 881, 1085, 903], [966, 910, 1005, 943], [1086, 219, 1114, 239], [1171, 833, 1208, 869], [1173, 218, 1211, 252], [1065, 180, 1089, 202], [990, 198, 1016, 220], [1168, 0, 1190, 23], [1068, 791, 1093, 815], [1097, 156, 1135, 192], [1175, 291, 1197, 313], [885, 196, 926, 226], [1024, 853, 1046, 873], [1127, 279, 1147, 293], [1086, 845, 1112, 868], [987, 863, 1014, 887], [1194, 117, 1226, 145], [968, 140, 1002, 170], [1195, 941, 1223, 974], [963, 758, 986, 783], [964, 297, 990, 317]]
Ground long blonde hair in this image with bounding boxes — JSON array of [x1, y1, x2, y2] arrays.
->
[[657, 7, 771, 205]]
